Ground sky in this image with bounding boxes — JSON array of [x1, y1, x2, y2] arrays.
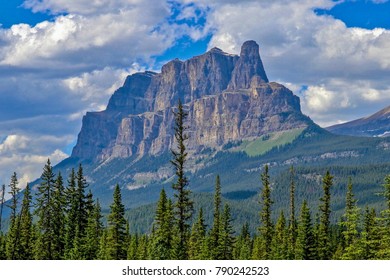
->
[[0, 0, 390, 189]]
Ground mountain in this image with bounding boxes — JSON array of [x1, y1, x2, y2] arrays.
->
[[71, 40, 313, 162], [326, 105, 390, 137], [50, 40, 390, 221]]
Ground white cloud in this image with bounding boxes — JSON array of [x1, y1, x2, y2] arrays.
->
[[0, 134, 69, 189], [191, 0, 390, 125]]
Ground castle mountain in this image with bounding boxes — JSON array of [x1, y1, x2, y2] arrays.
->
[[71, 41, 313, 162]]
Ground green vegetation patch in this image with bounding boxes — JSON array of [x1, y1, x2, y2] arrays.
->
[[239, 128, 305, 157]]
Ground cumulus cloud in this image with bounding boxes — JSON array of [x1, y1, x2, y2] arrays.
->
[[189, 0, 390, 126], [0, 134, 68, 190]]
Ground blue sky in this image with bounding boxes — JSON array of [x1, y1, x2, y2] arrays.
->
[[0, 0, 390, 188]]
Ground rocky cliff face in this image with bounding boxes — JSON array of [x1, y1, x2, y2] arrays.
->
[[71, 41, 313, 162]]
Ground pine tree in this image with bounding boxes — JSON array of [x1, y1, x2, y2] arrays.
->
[[107, 184, 127, 259], [35, 159, 56, 259], [64, 168, 77, 257], [272, 211, 288, 259], [376, 174, 390, 258], [218, 204, 235, 260], [340, 178, 361, 259], [85, 199, 103, 260], [17, 184, 34, 259], [6, 172, 20, 259], [317, 170, 333, 260], [209, 175, 222, 259], [233, 223, 252, 260], [361, 207, 379, 259], [287, 166, 297, 259], [97, 229, 109, 260], [256, 165, 273, 259], [171, 99, 193, 259], [189, 208, 207, 260], [127, 233, 139, 260], [150, 189, 173, 259], [295, 200, 315, 260], [52, 172, 66, 259]]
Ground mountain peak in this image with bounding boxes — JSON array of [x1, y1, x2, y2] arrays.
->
[[227, 40, 269, 90]]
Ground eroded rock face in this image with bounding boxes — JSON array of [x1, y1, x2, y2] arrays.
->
[[71, 41, 312, 161]]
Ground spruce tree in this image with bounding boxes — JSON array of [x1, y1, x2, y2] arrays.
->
[[209, 175, 222, 259], [6, 172, 20, 259], [257, 165, 273, 259], [272, 211, 288, 259], [361, 207, 379, 259], [317, 170, 333, 259], [150, 189, 173, 259], [188, 208, 207, 260], [85, 199, 103, 260], [64, 168, 77, 257], [17, 184, 34, 259], [52, 172, 66, 259], [218, 204, 235, 260], [233, 223, 252, 260], [35, 159, 56, 259], [295, 200, 315, 260], [0, 184, 5, 233], [287, 166, 297, 259], [171, 99, 193, 259], [341, 178, 361, 259], [127, 233, 139, 260], [107, 184, 127, 259]]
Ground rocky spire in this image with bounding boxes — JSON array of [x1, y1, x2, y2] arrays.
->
[[228, 40, 269, 90]]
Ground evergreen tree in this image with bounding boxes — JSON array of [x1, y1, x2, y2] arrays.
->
[[218, 204, 235, 260], [340, 178, 361, 259], [377, 174, 390, 258], [0, 184, 5, 233], [233, 223, 252, 260], [257, 165, 273, 259], [287, 166, 297, 259], [97, 229, 109, 260], [136, 235, 149, 260], [150, 189, 173, 259], [64, 168, 77, 257], [209, 175, 222, 259], [272, 211, 288, 259], [171, 99, 193, 259], [35, 159, 56, 259], [361, 207, 379, 259], [295, 200, 315, 260], [317, 170, 333, 259], [17, 184, 34, 259], [0, 232, 6, 259], [52, 172, 66, 259], [189, 208, 207, 260], [107, 184, 127, 259], [6, 172, 20, 259], [85, 199, 103, 260], [127, 233, 139, 260]]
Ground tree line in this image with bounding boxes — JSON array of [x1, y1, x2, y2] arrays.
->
[[2, 100, 390, 259]]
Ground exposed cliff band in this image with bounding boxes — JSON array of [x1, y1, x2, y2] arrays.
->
[[71, 41, 313, 162]]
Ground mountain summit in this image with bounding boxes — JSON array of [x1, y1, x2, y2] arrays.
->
[[71, 41, 313, 162]]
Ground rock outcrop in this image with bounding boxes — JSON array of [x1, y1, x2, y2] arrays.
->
[[71, 41, 313, 161]]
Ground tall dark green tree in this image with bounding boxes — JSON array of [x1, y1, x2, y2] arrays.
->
[[209, 175, 222, 259], [287, 166, 297, 259], [107, 184, 127, 259], [64, 168, 77, 257], [341, 178, 361, 259], [361, 207, 379, 259], [218, 204, 235, 260], [85, 199, 103, 260], [171, 99, 193, 260], [52, 172, 66, 259], [233, 223, 252, 260], [150, 188, 173, 259], [17, 184, 34, 259], [0, 184, 5, 233], [317, 170, 333, 260], [189, 208, 207, 260], [272, 211, 288, 259], [256, 165, 273, 259], [35, 159, 56, 259], [295, 200, 316, 260], [5, 172, 20, 259]]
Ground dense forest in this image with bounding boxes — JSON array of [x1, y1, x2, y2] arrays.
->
[[2, 102, 390, 260]]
